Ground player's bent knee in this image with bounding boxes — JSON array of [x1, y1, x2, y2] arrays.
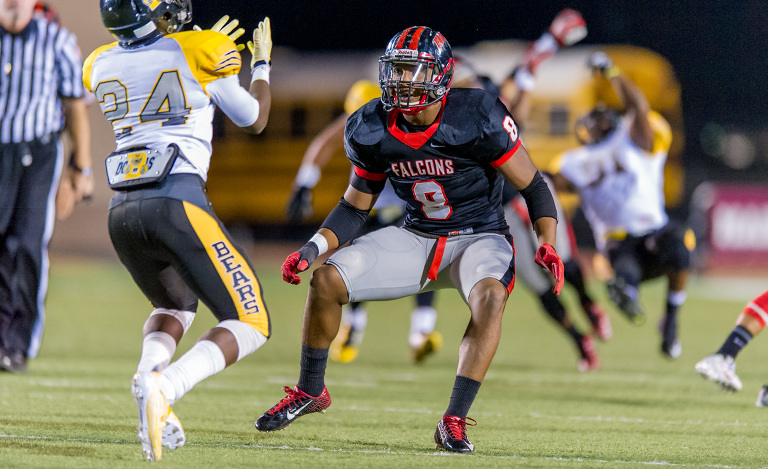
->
[[216, 319, 268, 361], [469, 279, 509, 316], [309, 264, 347, 301], [145, 308, 196, 336]]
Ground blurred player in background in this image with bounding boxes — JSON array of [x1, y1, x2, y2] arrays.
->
[[256, 26, 564, 453], [87, 0, 272, 461], [551, 51, 691, 359], [456, 9, 610, 371], [0, 0, 92, 373], [286, 80, 442, 364], [696, 290, 768, 406]]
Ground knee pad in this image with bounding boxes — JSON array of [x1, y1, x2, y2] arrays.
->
[[217, 319, 268, 361], [149, 308, 196, 334]]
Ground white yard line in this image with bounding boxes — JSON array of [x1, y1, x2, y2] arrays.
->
[[0, 432, 741, 467]]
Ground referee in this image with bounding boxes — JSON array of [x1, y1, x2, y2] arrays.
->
[[0, 1, 92, 373]]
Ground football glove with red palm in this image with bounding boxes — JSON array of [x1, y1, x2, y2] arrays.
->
[[523, 9, 587, 74], [534, 244, 565, 295], [549, 8, 588, 46], [281, 242, 319, 285]]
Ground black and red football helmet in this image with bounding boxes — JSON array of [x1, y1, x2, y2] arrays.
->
[[379, 26, 454, 114]]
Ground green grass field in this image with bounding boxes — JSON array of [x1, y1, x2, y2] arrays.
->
[[1, 256, 767, 468]]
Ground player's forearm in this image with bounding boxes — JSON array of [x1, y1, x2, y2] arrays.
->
[[609, 75, 649, 116], [533, 216, 558, 248], [247, 78, 271, 134], [63, 98, 92, 170]]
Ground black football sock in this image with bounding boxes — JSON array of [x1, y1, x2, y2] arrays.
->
[[445, 375, 481, 419], [415, 290, 435, 308], [297, 343, 328, 397], [717, 325, 753, 359], [564, 258, 590, 304], [539, 291, 584, 345], [662, 304, 678, 345]]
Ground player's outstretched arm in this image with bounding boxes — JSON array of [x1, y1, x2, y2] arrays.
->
[[502, 9, 588, 125], [286, 113, 349, 222], [281, 185, 378, 285], [497, 146, 564, 293], [589, 51, 653, 152]]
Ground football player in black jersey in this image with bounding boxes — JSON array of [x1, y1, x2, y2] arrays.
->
[[256, 26, 563, 453]]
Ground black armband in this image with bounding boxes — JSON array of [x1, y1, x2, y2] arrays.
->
[[350, 173, 386, 194], [320, 198, 371, 246], [519, 171, 558, 223]]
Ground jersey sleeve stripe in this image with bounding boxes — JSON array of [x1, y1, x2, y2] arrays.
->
[[353, 165, 387, 181], [745, 300, 768, 328], [213, 59, 241, 72], [489, 139, 522, 168]]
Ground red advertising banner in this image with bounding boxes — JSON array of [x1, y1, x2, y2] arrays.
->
[[692, 183, 768, 270]]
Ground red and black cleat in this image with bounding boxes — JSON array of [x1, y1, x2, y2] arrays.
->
[[434, 414, 476, 453], [584, 301, 613, 341], [255, 385, 331, 432], [577, 335, 601, 372]]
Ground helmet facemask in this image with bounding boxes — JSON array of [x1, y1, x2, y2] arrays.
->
[[380, 55, 451, 114], [152, 0, 192, 35]]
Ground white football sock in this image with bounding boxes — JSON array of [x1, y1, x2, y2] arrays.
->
[[347, 306, 368, 330], [409, 307, 437, 348], [410, 306, 437, 334], [159, 340, 226, 405], [668, 290, 687, 306], [136, 331, 177, 373]]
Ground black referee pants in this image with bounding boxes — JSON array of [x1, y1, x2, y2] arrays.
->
[[0, 137, 62, 358]]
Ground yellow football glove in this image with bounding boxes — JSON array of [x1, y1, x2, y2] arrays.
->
[[193, 15, 245, 52], [247, 17, 272, 69]]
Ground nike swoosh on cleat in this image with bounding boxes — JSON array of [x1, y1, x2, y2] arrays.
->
[[285, 401, 312, 420]]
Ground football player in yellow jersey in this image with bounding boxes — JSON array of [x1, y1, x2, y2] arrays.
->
[[551, 52, 691, 360], [86, 0, 273, 461], [286, 80, 443, 364]]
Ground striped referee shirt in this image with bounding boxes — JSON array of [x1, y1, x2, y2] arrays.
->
[[0, 14, 84, 144]]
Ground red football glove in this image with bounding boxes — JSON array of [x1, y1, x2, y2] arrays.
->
[[549, 8, 587, 47], [534, 243, 565, 295], [281, 242, 319, 285]]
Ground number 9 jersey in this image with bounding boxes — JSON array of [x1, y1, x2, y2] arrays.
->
[[83, 30, 245, 180], [345, 88, 522, 236]]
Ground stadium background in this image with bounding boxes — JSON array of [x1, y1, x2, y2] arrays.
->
[[48, 0, 768, 272]]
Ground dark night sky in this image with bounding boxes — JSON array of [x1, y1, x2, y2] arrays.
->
[[195, 1, 768, 127]]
